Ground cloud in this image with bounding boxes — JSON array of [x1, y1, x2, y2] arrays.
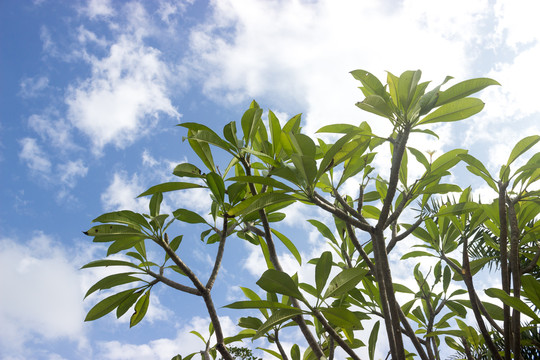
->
[[85, 0, 115, 19], [101, 171, 148, 212], [65, 35, 179, 153], [96, 316, 238, 359], [19, 76, 49, 98], [58, 159, 89, 187], [19, 137, 51, 173], [0, 233, 88, 357], [28, 113, 77, 151]]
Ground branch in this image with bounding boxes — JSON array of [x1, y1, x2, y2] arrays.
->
[[333, 189, 370, 226], [522, 246, 540, 275], [206, 215, 230, 290], [147, 269, 200, 295], [386, 217, 423, 253], [312, 191, 374, 233], [346, 223, 375, 273]]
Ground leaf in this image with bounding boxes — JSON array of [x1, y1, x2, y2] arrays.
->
[[485, 288, 540, 321], [173, 163, 204, 178], [315, 251, 333, 295], [408, 147, 430, 171], [271, 229, 302, 265], [356, 95, 394, 119], [290, 344, 300, 360], [368, 320, 380, 360], [92, 211, 150, 230], [138, 182, 203, 197], [256, 269, 304, 300], [417, 98, 485, 125], [228, 175, 295, 192], [308, 219, 337, 245], [400, 251, 435, 260], [320, 307, 362, 330], [224, 300, 298, 311], [81, 259, 141, 270], [506, 135, 540, 166], [85, 289, 136, 321], [206, 172, 226, 204], [149, 192, 162, 217], [436, 77, 500, 106], [437, 202, 478, 216], [420, 184, 462, 195], [85, 272, 142, 299], [130, 290, 150, 327], [84, 224, 143, 237], [173, 208, 207, 224], [522, 274, 540, 308], [324, 268, 368, 299], [227, 192, 297, 217], [350, 69, 387, 97], [398, 70, 422, 112], [254, 308, 303, 339]]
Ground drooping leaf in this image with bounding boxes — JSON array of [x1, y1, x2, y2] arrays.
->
[[173, 208, 207, 224], [130, 289, 150, 327], [85, 272, 142, 299], [206, 172, 226, 204], [254, 308, 303, 339], [356, 95, 394, 119], [485, 288, 540, 321], [92, 211, 150, 230], [271, 229, 302, 265], [85, 289, 136, 321], [368, 320, 380, 360], [228, 192, 297, 217], [315, 251, 333, 295], [172, 163, 204, 178], [350, 69, 387, 98], [320, 307, 362, 330]]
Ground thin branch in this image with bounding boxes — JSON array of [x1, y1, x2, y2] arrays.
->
[[346, 223, 375, 273], [507, 198, 522, 358], [498, 182, 512, 360], [206, 214, 230, 290], [312, 191, 374, 233], [333, 189, 370, 226], [522, 247, 540, 275], [147, 269, 200, 295], [386, 217, 423, 253]]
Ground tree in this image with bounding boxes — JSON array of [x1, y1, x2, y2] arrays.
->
[[82, 69, 540, 360]]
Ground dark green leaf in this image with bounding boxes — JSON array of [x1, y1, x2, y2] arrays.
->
[[130, 290, 150, 327], [173, 208, 207, 224], [85, 272, 142, 299], [228, 192, 296, 217], [256, 269, 304, 300], [485, 288, 540, 321], [368, 320, 380, 360], [138, 182, 203, 197], [85, 289, 135, 321], [315, 251, 333, 295], [324, 268, 368, 299]]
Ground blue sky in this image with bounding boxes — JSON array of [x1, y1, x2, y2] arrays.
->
[[1, 0, 539, 359]]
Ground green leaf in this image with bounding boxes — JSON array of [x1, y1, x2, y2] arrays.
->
[[85, 272, 142, 299], [290, 344, 300, 360], [271, 229, 302, 265], [420, 184, 462, 195], [400, 251, 435, 260], [485, 288, 540, 321], [138, 182, 203, 197], [350, 69, 387, 97], [130, 290, 150, 327], [85, 289, 136, 321], [522, 274, 540, 308], [206, 172, 226, 204], [225, 300, 298, 311], [256, 269, 304, 300], [417, 98, 485, 125], [324, 268, 368, 299], [437, 202, 478, 216], [315, 251, 333, 295], [356, 95, 394, 119], [320, 307, 362, 330], [241, 107, 263, 144], [173, 163, 204, 178], [398, 70, 422, 112], [92, 211, 150, 230], [436, 78, 500, 106], [408, 147, 430, 171], [81, 259, 142, 270], [506, 135, 540, 166], [149, 192, 162, 217], [368, 320, 380, 360], [228, 192, 296, 217], [173, 208, 207, 224], [228, 175, 295, 192], [308, 219, 337, 245], [254, 308, 303, 339]]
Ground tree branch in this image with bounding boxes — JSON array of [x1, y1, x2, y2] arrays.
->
[[147, 269, 200, 295], [206, 215, 230, 290]]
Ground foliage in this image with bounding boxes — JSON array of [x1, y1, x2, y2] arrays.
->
[[82, 69, 540, 360]]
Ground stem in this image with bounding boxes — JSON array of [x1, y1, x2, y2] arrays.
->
[[498, 182, 511, 360], [507, 198, 521, 358], [274, 331, 290, 360], [146, 269, 200, 295], [202, 292, 233, 360], [206, 215, 229, 290]]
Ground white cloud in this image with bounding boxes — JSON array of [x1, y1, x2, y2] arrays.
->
[[19, 137, 51, 173], [96, 316, 238, 359], [66, 35, 179, 153], [19, 76, 49, 98], [0, 233, 88, 357], [493, 0, 540, 48], [58, 159, 89, 187], [101, 171, 147, 212], [28, 114, 77, 150], [85, 0, 115, 19]]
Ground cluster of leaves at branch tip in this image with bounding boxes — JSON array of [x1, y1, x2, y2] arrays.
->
[[82, 68, 540, 360]]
